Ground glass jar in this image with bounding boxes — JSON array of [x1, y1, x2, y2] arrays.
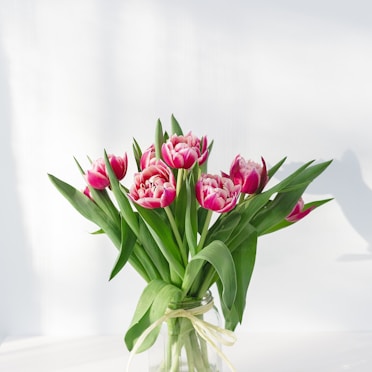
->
[[148, 291, 222, 372]]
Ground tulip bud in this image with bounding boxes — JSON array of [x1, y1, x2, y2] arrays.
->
[[140, 144, 157, 170], [229, 155, 268, 194], [86, 153, 128, 190], [285, 198, 314, 223], [83, 186, 93, 200]]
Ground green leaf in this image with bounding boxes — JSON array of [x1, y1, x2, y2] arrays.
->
[[132, 137, 142, 172], [125, 280, 166, 351], [200, 139, 213, 174], [48, 174, 121, 247], [183, 240, 237, 310], [171, 114, 183, 135], [73, 156, 86, 174], [282, 160, 333, 192], [138, 219, 171, 282], [205, 211, 241, 245], [132, 243, 162, 281], [197, 207, 210, 235], [235, 160, 332, 228], [304, 197, 334, 209], [103, 151, 139, 236], [90, 229, 104, 234], [125, 280, 182, 352], [250, 160, 333, 235], [251, 187, 307, 235], [267, 156, 287, 179], [133, 204, 185, 282], [154, 119, 164, 160], [86, 187, 121, 226], [109, 216, 137, 280], [261, 197, 333, 235], [127, 252, 151, 283], [73, 155, 121, 225], [221, 224, 257, 330]]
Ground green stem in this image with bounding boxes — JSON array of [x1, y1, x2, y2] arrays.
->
[[184, 336, 196, 371], [189, 329, 208, 371], [241, 193, 255, 209], [165, 206, 188, 266], [238, 192, 246, 204], [176, 168, 184, 196], [199, 334, 211, 371], [197, 209, 213, 252]]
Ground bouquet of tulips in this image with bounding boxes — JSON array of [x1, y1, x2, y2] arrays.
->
[[48, 116, 332, 371]]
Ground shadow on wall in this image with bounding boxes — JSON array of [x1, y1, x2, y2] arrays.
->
[[278, 150, 372, 261], [0, 44, 40, 340]]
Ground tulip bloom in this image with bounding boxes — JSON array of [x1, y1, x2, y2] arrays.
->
[[229, 155, 268, 194], [140, 144, 156, 170], [285, 198, 314, 223], [161, 132, 208, 169], [129, 160, 176, 209], [86, 154, 128, 190], [196, 174, 241, 213]]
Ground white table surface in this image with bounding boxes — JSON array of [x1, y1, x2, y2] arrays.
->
[[1, 332, 371, 371]]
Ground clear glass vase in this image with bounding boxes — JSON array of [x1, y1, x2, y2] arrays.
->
[[148, 291, 222, 372]]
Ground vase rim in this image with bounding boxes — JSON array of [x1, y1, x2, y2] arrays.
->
[[169, 290, 213, 310]]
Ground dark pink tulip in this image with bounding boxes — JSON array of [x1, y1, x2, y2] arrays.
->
[[83, 186, 93, 200], [140, 144, 156, 170], [285, 198, 314, 223], [129, 160, 176, 209], [229, 155, 268, 194], [196, 174, 241, 213], [161, 132, 208, 170], [86, 154, 128, 190]]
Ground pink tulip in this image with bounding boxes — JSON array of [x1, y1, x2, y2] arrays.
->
[[161, 132, 208, 169], [229, 155, 268, 194], [129, 160, 176, 209], [86, 154, 128, 190], [285, 198, 314, 223], [196, 174, 241, 213], [83, 186, 93, 200], [140, 144, 156, 170]]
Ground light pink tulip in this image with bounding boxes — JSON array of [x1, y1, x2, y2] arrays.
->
[[285, 198, 314, 223], [86, 154, 128, 190], [196, 174, 241, 213], [161, 132, 208, 169], [140, 144, 157, 170], [129, 160, 176, 209], [229, 155, 268, 194]]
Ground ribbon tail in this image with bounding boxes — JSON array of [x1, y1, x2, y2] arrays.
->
[[192, 320, 237, 372]]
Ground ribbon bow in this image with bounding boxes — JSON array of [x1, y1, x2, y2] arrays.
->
[[126, 300, 237, 372]]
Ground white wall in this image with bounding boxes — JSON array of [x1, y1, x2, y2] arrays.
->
[[1, 0, 372, 339]]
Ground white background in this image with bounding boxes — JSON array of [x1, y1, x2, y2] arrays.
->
[[1, 0, 372, 343]]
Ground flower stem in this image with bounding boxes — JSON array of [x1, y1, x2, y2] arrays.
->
[[176, 168, 184, 196], [165, 206, 188, 266], [197, 209, 213, 252]]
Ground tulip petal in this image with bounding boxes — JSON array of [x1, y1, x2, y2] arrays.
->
[[129, 161, 176, 209]]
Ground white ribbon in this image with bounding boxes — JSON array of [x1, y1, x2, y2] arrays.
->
[[126, 300, 237, 372]]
